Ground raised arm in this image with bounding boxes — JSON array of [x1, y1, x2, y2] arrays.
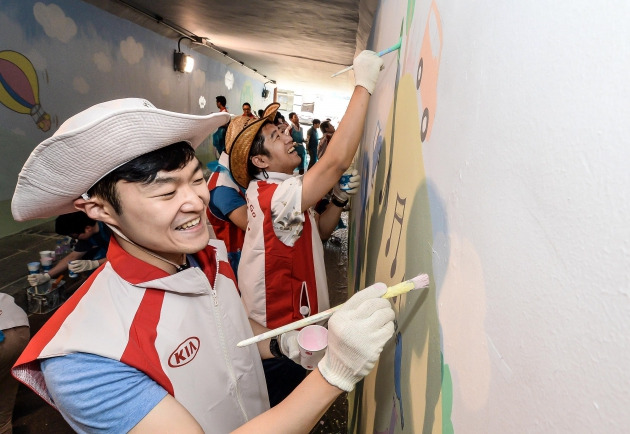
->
[[300, 51, 383, 211]]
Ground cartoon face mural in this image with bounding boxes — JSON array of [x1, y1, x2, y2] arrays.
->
[[416, 1, 442, 143], [402, 0, 443, 143]]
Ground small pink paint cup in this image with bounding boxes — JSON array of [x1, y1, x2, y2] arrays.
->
[[297, 325, 328, 370]]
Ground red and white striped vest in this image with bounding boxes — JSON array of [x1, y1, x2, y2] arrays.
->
[[13, 237, 269, 432], [238, 173, 329, 328]]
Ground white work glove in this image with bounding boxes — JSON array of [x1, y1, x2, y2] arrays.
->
[[332, 169, 361, 202], [353, 50, 384, 94], [318, 282, 395, 392], [27, 273, 50, 287], [68, 259, 100, 273], [280, 330, 301, 364]]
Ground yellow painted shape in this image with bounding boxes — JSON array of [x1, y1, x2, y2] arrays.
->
[[352, 72, 442, 433]]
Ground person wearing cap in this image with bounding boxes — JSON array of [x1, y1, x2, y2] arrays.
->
[[10, 92, 395, 432], [227, 50, 381, 404], [26, 211, 110, 286]]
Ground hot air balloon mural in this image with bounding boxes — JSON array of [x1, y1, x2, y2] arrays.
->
[[0, 50, 51, 132]]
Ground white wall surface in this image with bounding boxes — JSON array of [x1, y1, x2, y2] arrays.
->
[[430, 1, 630, 431]]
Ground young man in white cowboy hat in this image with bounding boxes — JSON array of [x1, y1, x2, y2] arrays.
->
[[227, 50, 382, 405], [11, 95, 395, 432]]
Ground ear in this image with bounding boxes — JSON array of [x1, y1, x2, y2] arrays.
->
[[250, 154, 269, 170], [73, 196, 119, 226]]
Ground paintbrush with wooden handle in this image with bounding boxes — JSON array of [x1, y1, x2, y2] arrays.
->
[[237, 273, 429, 347]]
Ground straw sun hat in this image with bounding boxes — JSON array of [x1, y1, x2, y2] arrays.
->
[[12, 98, 230, 222], [228, 102, 280, 188]]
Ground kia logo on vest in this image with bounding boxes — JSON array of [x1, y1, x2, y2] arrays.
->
[[168, 337, 200, 367]]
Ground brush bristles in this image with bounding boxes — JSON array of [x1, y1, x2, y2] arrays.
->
[[411, 273, 430, 289], [382, 274, 430, 298]]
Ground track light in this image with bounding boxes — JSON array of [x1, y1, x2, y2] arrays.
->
[[174, 36, 195, 73]]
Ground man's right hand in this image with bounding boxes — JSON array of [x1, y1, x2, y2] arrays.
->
[[280, 330, 301, 364], [352, 50, 384, 95], [318, 282, 395, 392], [27, 273, 50, 287]]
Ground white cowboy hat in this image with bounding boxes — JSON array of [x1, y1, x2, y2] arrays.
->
[[12, 98, 230, 221]]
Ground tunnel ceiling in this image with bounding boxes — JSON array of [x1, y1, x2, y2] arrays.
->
[[83, 0, 376, 95]]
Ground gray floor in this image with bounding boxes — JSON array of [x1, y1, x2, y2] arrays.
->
[[1, 220, 80, 433], [3, 216, 351, 433], [0, 220, 62, 311]]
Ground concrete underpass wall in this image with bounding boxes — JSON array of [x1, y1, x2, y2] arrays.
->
[[0, 0, 269, 237]]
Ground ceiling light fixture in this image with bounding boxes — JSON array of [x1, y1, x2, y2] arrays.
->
[[115, 1, 275, 82], [262, 80, 276, 99], [174, 36, 195, 73]]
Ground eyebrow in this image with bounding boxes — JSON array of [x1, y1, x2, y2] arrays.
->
[[151, 161, 203, 185]]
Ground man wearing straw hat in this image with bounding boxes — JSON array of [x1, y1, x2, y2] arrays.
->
[[10, 90, 394, 431], [227, 50, 382, 405]]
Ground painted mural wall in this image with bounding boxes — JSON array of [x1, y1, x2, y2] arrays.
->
[[0, 0, 271, 237], [351, 0, 630, 433]]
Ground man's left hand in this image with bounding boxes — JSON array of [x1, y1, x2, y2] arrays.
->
[[333, 169, 361, 202], [68, 259, 100, 273]]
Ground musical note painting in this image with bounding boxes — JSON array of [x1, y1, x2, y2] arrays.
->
[[348, 0, 453, 433]]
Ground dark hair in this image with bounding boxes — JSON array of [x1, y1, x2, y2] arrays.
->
[[320, 121, 331, 134], [55, 211, 96, 236], [216, 95, 226, 106], [313, 119, 321, 125], [88, 141, 197, 215], [288, 112, 296, 119], [257, 109, 264, 118], [246, 121, 272, 179], [242, 102, 251, 109]]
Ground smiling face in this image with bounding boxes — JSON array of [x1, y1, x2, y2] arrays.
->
[[107, 158, 210, 266], [242, 104, 252, 117], [252, 123, 301, 174]]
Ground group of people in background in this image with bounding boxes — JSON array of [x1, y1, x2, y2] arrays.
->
[[215, 96, 337, 174]]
